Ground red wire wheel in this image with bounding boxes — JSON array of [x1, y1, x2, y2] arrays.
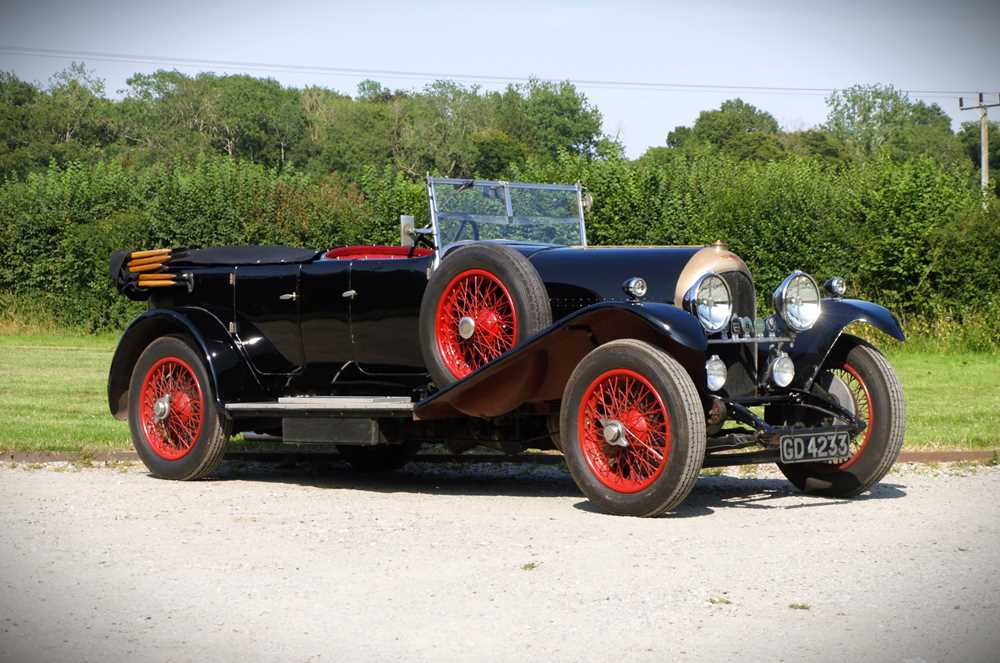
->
[[434, 268, 519, 380], [138, 356, 205, 461], [828, 361, 873, 469], [577, 368, 672, 493]]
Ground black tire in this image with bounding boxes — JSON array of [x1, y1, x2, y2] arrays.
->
[[127, 335, 230, 480], [770, 335, 905, 497], [419, 243, 551, 388], [559, 339, 706, 517], [336, 442, 420, 472]]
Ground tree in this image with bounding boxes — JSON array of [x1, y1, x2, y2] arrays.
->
[[909, 100, 951, 131], [398, 81, 492, 176], [691, 98, 779, 145], [495, 80, 605, 160], [0, 72, 40, 177], [0, 64, 614, 181], [666, 125, 693, 149], [722, 131, 785, 161], [117, 70, 226, 162], [825, 84, 914, 158], [783, 129, 848, 167], [356, 79, 392, 103], [825, 85, 970, 167], [44, 62, 106, 144], [271, 87, 306, 167], [470, 128, 525, 178], [664, 98, 784, 161], [312, 93, 395, 175], [886, 100, 965, 166], [0, 63, 113, 173]]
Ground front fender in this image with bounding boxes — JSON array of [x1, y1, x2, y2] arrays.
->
[[415, 302, 709, 419], [789, 298, 905, 389], [107, 307, 266, 419]]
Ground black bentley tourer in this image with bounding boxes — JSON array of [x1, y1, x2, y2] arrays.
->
[[108, 177, 905, 516]]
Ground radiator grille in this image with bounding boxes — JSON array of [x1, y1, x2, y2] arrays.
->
[[721, 271, 756, 320]]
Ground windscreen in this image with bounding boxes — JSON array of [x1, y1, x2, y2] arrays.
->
[[430, 179, 584, 249]]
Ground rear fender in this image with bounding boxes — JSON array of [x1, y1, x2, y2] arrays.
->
[[107, 307, 266, 419], [789, 298, 905, 389], [415, 302, 708, 419]]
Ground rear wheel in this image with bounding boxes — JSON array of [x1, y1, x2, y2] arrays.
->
[[560, 340, 706, 517], [770, 336, 905, 497], [128, 335, 230, 480], [419, 244, 551, 388]]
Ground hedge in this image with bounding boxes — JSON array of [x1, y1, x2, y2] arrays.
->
[[1, 153, 996, 347]]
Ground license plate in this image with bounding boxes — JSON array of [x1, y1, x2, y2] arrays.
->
[[779, 431, 851, 464]]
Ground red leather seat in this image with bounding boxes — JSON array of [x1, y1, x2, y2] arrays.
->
[[323, 246, 433, 260]]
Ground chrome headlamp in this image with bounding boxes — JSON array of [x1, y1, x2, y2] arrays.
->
[[773, 271, 821, 331], [684, 273, 733, 333]]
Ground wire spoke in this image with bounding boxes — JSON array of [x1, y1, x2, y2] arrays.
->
[[578, 370, 671, 493], [139, 357, 204, 461]]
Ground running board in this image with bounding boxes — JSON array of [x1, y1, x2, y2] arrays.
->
[[225, 396, 414, 418]]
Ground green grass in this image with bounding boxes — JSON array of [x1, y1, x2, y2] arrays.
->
[[0, 333, 130, 453], [884, 349, 1000, 449], [0, 333, 997, 453]]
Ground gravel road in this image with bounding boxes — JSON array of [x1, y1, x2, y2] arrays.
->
[[1, 459, 998, 663]]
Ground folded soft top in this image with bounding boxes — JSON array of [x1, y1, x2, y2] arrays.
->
[[167, 245, 319, 266], [109, 245, 320, 301]]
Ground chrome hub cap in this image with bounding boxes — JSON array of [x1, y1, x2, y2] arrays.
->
[[601, 420, 628, 447], [827, 374, 856, 416], [152, 394, 172, 422], [458, 316, 476, 340]]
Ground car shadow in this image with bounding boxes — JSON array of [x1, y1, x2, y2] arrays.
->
[[202, 455, 907, 517], [572, 476, 907, 518], [210, 456, 582, 498]]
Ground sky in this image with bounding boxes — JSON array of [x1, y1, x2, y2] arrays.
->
[[1, 0, 998, 158]]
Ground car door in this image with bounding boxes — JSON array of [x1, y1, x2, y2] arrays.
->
[[299, 260, 353, 369], [233, 264, 303, 374], [349, 255, 433, 372]]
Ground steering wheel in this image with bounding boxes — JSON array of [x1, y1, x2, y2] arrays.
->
[[408, 227, 436, 258], [450, 219, 481, 245]]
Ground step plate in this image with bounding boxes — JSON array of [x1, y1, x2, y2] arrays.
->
[[226, 396, 414, 417]]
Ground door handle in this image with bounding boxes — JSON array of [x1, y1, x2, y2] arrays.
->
[[342, 290, 357, 299], [279, 292, 297, 301]]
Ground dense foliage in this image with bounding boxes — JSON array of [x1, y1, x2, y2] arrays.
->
[[0, 66, 616, 180], [0, 67, 997, 348]]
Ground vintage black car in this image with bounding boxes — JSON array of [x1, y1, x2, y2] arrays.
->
[[108, 177, 905, 517]]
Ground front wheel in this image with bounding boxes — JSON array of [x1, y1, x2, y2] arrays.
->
[[128, 335, 230, 480], [559, 340, 706, 517], [771, 336, 905, 497], [418, 243, 551, 388]]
